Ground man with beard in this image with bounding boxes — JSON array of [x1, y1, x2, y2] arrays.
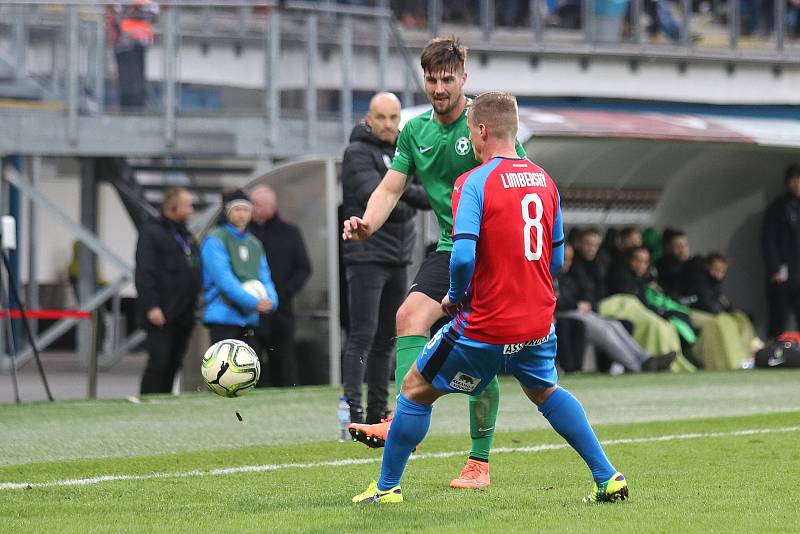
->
[[343, 37, 526, 489]]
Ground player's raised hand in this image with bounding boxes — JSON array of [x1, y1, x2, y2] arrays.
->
[[441, 295, 458, 317], [342, 216, 371, 241]]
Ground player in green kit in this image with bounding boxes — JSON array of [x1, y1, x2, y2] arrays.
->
[[343, 36, 525, 489]]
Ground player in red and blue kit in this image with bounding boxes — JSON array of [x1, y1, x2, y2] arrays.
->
[[353, 92, 628, 504]]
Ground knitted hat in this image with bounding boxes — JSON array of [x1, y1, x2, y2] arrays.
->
[[222, 189, 252, 215]]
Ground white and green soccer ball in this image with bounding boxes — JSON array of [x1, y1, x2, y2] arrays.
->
[[201, 339, 261, 397]]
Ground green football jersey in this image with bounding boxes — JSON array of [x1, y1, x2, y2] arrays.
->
[[390, 106, 526, 251]]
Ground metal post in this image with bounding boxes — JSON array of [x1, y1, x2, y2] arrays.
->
[[481, 0, 494, 39], [340, 15, 353, 144], [88, 310, 98, 399], [403, 68, 414, 108], [94, 18, 106, 111], [728, 0, 740, 49], [0, 160, 6, 365], [238, 5, 249, 38], [267, 9, 281, 150], [13, 5, 28, 80], [324, 158, 341, 386], [631, 0, 642, 44], [530, 0, 543, 42], [429, 0, 441, 36], [50, 33, 60, 98], [378, 2, 389, 91], [26, 157, 39, 337], [111, 292, 121, 351], [583, 0, 595, 43], [681, 0, 692, 47], [67, 5, 80, 146], [775, 0, 786, 52], [305, 14, 318, 151], [77, 159, 98, 368], [163, 7, 178, 147]]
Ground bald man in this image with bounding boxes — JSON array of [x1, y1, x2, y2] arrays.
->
[[340, 92, 430, 424], [248, 184, 311, 387]]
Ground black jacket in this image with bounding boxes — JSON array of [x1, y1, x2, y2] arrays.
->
[[607, 262, 648, 301], [568, 255, 606, 308], [555, 271, 583, 311], [341, 123, 429, 266], [655, 254, 688, 298], [684, 260, 732, 314], [249, 215, 312, 316], [134, 215, 201, 323], [762, 193, 800, 288]]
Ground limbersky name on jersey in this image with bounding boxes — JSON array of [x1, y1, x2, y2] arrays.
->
[[501, 171, 546, 189]]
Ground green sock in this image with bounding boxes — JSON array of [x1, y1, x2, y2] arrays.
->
[[394, 335, 427, 397], [468, 376, 500, 462]]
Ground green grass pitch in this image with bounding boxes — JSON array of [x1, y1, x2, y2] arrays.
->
[[1, 370, 799, 533]]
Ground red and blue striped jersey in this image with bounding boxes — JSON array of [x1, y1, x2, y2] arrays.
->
[[449, 156, 563, 344]]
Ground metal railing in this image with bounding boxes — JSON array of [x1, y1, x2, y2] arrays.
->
[[0, 1, 423, 157], [0, 1, 796, 158]]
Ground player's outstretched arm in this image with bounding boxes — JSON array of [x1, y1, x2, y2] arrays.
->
[[342, 168, 408, 241]]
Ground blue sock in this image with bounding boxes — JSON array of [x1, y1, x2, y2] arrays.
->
[[538, 387, 616, 483], [377, 394, 432, 490]]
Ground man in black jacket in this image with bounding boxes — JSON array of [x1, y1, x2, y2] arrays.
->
[[569, 228, 606, 307], [762, 164, 800, 337], [340, 92, 429, 424], [135, 187, 201, 395], [656, 228, 691, 300], [248, 184, 312, 387], [684, 252, 733, 315]]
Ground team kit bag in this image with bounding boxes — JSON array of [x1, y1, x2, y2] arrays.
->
[[754, 332, 800, 368]]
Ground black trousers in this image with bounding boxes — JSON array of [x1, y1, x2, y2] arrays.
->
[[206, 323, 261, 354], [253, 310, 297, 387], [766, 281, 800, 338], [140, 315, 195, 395], [341, 263, 406, 421], [555, 318, 587, 373], [115, 44, 147, 109]]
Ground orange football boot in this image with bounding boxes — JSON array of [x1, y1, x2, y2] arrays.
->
[[348, 415, 392, 448], [449, 459, 490, 489]]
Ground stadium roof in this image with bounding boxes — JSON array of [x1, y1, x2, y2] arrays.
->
[[401, 105, 800, 149]]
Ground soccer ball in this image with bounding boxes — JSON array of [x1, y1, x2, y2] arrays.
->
[[201, 339, 261, 397], [241, 279, 267, 300]]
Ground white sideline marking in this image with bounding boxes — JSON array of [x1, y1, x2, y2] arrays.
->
[[2, 425, 798, 491]]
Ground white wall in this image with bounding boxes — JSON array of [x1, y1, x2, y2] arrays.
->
[[15, 160, 137, 296]]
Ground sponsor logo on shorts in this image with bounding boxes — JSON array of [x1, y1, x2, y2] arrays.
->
[[449, 372, 481, 393], [503, 335, 549, 355]]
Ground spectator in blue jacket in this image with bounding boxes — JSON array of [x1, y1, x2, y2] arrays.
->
[[202, 189, 278, 351]]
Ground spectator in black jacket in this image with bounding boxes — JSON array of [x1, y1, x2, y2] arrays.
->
[[656, 228, 690, 299], [762, 164, 800, 337], [248, 184, 312, 387], [607, 246, 651, 300], [135, 187, 201, 395], [685, 252, 733, 314], [568, 227, 606, 307], [340, 92, 429, 424]]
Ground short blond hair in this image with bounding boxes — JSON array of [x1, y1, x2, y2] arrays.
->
[[469, 91, 518, 140]]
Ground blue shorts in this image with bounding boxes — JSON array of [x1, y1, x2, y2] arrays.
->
[[416, 322, 558, 395]]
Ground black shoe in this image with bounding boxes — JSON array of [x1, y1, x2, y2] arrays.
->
[[349, 405, 364, 425], [643, 351, 677, 372], [365, 408, 389, 425]]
